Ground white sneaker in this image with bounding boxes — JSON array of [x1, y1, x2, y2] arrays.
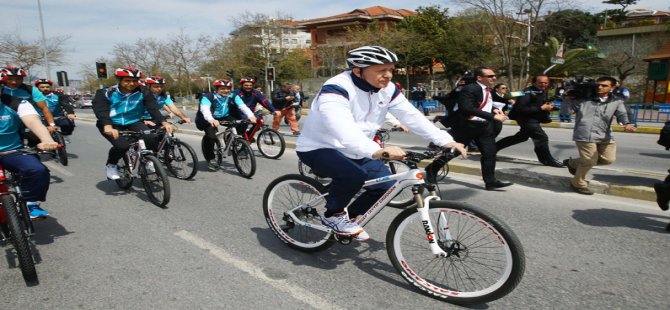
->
[[106, 164, 121, 180], [321, 212, 367, 238], [145, 161, 156, 173]]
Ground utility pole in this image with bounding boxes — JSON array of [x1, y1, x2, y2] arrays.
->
[[37, 0, 51, 80]]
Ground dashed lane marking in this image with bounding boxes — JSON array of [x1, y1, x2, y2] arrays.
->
[[174, 230, 343, 310]]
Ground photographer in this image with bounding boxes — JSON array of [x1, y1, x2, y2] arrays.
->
[[563, 76, 636, 195], [496, 75, 564, 167], [271, 82, 300, 135]]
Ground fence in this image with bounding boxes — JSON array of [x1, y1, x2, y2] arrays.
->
[[420, 101, 670, 124]]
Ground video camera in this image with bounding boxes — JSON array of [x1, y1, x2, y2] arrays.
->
[[565, 76, 597, 100]]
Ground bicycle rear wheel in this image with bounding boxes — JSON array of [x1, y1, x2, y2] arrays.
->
[[53, 131, 68, 166], [256, 129, 285, 159], [2, 195, 38, 285], [140, 155, 171, 207], [386, 160, 415, 208], [297, 160, 332, 187], [232, 138, 256, 178], [263, 174, 334, 252], [164, 140, 198, 180], [387, 201, 525, 305], [115, 156, 134, 190]]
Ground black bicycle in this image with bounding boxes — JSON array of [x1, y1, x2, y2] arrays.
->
[[154, 121, 198, 180], [211, 120, 256, 178], [114, 131, 171, 207]]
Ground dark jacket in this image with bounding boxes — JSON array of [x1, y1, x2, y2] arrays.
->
[[456, 83, 497, 122], [508, 86, 551, 123], [271, 88, 293, 110], [410, 87, 427, 101]]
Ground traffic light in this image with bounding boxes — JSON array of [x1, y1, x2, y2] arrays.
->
[[266, 67, 275, 81], [226, 69, 235, 79], [96, 62, 107, 79], [56, 71, 69, 87]]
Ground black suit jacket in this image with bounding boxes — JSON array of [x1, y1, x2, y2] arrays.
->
[[509, 86, 551, 123], [457, 83, 496, 122]]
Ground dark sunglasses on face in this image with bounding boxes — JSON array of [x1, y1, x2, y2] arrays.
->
[[481, 74, 496, 78], [597, 84, 611, 87]]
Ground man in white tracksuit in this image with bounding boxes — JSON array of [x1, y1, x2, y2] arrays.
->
[[296, 46, 466, 241]]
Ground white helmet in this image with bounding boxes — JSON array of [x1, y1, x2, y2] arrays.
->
[[346, 46, 398, 68]]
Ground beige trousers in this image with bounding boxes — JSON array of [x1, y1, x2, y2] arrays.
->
[[568, 141, 616, 189]]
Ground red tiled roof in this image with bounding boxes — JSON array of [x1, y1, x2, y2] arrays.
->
[[300, 6, 416, 25], [644, 40, 670, 61]]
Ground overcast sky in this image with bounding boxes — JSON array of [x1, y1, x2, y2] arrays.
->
[[5, 0, 670, 80]]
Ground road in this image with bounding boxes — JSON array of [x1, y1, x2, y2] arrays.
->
[[1, 120, 668, 309]]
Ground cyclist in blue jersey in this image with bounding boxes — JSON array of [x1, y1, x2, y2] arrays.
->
[[296, 46, 466, 241], [33, 79, 77, 143], [0, 79, 59, 219], [196, 79, 257, 171], [92, 67, 172, 180], [232, 77, 280, 135], [0, 66, 57, 134], [142, 75, 191, 126]]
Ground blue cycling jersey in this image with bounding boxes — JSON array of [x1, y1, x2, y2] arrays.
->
[[0, 101, 29, 152], [141, 93, 174, 120], [2, 85, 47, 105], [201, 93, 246, 119], [42, 92, 65, 117], [105, 87, 150, 126]]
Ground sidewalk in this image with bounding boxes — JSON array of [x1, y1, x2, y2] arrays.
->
[[77, 112, 663, 202]]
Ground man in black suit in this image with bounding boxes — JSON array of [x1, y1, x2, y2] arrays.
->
[[450, 67, 513, 190], [496, 75, 564, 167]]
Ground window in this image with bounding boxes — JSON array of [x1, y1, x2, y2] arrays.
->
[[306, 39, 312, 44], [291, 39, 297, 44], [283, 39, 289, 44]]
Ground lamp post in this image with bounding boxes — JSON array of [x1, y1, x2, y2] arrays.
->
[[37, 0, 50, 79], [517, 8, 532, 84]]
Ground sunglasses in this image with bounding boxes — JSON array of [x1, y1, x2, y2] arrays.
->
[[597, 84, 611, 87], [481, 74, 496, 78]]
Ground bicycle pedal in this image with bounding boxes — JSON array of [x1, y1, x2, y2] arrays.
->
[[333, 234, 353, 245]]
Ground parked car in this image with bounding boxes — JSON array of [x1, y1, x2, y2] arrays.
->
[[79, 97, 93, 108]]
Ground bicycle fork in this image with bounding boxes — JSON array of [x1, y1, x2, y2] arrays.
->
[[415, 187, 450, 257]]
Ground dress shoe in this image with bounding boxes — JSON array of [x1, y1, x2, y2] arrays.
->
[[542, 159, 565, 168], [485, 180, 513, 190], [570, 183, 594, 195], [563, 159, 576, 175], [654, 182, 670, 211]]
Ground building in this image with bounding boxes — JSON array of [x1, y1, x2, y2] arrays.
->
[[231, 18, 311, 63], [643, 40, 670, 104], [596, 9, 670, 94], [299, 6, 416, 73]]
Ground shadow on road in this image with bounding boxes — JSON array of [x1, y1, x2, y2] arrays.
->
[[572, 208, 670, 233]]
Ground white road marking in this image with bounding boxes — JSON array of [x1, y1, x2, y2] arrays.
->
[[174, 230, 343, 310]]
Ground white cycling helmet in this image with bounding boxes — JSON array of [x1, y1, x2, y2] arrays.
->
[[346, 46, 398, 69]]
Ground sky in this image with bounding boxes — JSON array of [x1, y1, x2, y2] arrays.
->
[[5, 0, 670, 80]]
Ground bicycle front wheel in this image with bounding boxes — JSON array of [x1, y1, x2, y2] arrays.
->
[[387, 201, 525, 305], [232, 138, 256, 178], [53, 131, 68, 166], [256, 129, 285, 159], [140, 155, 171, 207], [386, 160, 415, 208], [115, 156, 134, 190], [263, 174, 334, 252], [164, 140, 198, 180], [2, 195, 38, 285], [297, 160, 332, 187]]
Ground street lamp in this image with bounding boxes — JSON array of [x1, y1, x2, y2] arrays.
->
[[517, 8, 532, 84], [37, 0, 50, 79]]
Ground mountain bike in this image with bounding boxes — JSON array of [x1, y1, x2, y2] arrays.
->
[[264, 149, 525, 305], [298, 127, 414, 208], [241, 113, 285, 159], [0, 147, 47, 285], [50, 128, 68, 166], [154, 121, 198, 180], [212, 120, 256, 178], [114, 131, 171, 207]]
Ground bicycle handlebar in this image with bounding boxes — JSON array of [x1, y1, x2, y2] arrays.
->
[[0, 145, 62, 157]]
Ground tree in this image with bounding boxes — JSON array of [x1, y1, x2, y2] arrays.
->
[[602, 0, 637, 11], [112, 38, 166, 74], [530, 36, 606, 77], [534, 10, 600, 48], [0, 33, 69, 76], [162, 30, 210, 98], [275, 49, 311, 82]]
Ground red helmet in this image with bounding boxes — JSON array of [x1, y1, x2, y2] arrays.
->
[[34, 78, 53, 86], [213, 79, 233, 88], [0, 66, 26, 82], [239, 77, 255, 84], [145, 75, 166, 85], [114, 66, 142, 78], [54, 87, 65, 93], [137, 79, 146, 87]]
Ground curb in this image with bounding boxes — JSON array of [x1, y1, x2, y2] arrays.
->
[[75, 116, 657, 202]]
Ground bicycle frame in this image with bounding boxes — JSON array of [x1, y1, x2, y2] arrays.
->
[[286, 164, 450, 257], [242, 116, 267, 142], [215, 125, 239, 159], [0, 166, 34, 236], [121, 135, 153, 177]]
